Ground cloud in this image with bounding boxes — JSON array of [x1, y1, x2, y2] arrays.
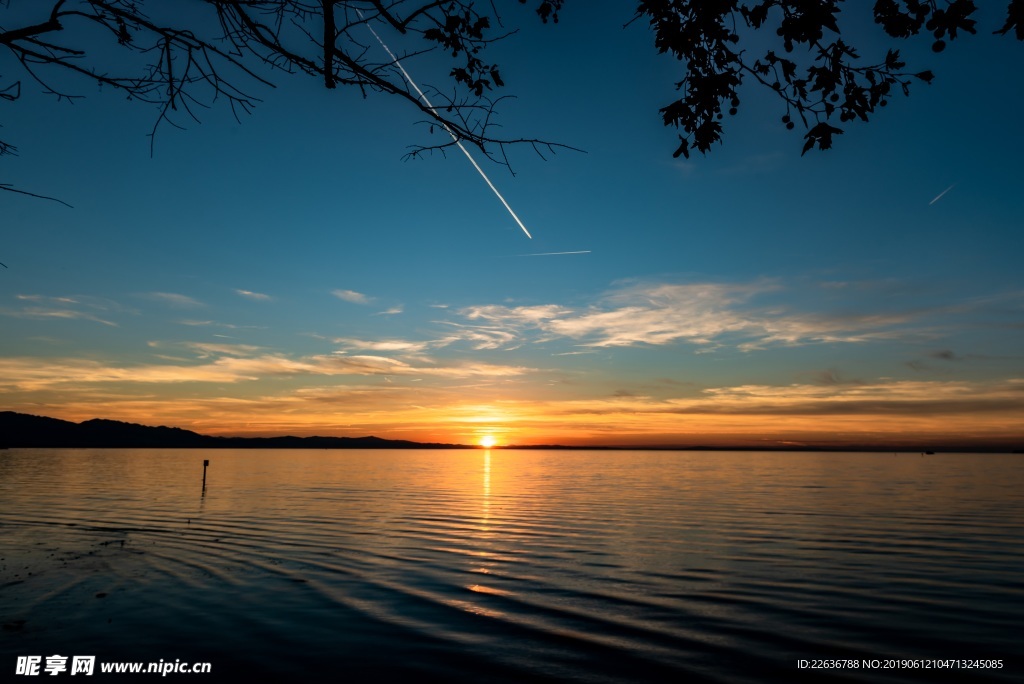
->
[[3, 294, 128, 326], [908, 348, 1011, 371], [375, 305, 404, 315], [145, 292, 204, 308], [332, 289, 372, 305], [443, 281, 933, 352], [433, 323, 521, 351], [310, 279, 925, 356], [235, 289, 273, 301], [455, 283, 761, 349], [462, 304, 570, 325], [183, 342, 265, 358], [16, 294, 80, 305], [0, 306, 118, 327], [5, 365, 1020, 446], [333, 337, 431, 354], [178, 320, 262, 330], [0, 345, 533, 390], [498, 379, 1024, 422], [807, 369, 864, 386], [683, 380, 1024, 416], [320, 354, 531, 378], [14, 294, 127, 311]]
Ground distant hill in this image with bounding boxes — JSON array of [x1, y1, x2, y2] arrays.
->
[[3, 411, 1019, 452], [0, 411, 469, 449]]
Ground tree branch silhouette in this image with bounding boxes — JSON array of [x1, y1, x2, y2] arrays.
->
[[0, 0, 572, 198], [1, 0, 1021, 180], [638, 0, 1023, 158]]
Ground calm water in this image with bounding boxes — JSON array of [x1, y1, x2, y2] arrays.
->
[[1, 449, 1021, 682]]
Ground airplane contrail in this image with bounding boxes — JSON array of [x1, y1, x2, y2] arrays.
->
[[515, 250, 591, 256], [929, 183, 956, 205], [357, 10, 533, 239]]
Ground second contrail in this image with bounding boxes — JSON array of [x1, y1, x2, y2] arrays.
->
[[515, 250, 591, 256], [929, 183, 956, 206], [358, 10, 532, 239]]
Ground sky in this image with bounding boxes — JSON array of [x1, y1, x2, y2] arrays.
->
[[2, 2, 1022, 448]]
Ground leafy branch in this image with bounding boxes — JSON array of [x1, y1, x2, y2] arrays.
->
[[638, 0, 1022, 158]]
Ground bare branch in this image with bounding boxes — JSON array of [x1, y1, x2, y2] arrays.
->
[[1, 183, 74, 207]]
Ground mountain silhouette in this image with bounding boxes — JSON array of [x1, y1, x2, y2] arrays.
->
[[0, 411, 467, 449]]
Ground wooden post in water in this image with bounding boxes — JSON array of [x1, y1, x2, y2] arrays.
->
[[202, 459, 209, 492]]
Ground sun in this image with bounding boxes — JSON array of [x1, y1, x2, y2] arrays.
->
[[479, 435, 496, 448]]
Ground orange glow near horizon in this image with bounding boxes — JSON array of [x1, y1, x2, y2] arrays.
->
[[12, 393, 1024, 450], [4, 373, 1023, 449]]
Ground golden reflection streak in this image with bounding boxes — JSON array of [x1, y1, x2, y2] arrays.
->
[[482, 448, 491, 527]]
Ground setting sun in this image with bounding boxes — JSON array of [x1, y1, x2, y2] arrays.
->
[[479, 435, 496, 448]]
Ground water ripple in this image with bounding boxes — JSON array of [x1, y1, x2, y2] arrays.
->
[[1, 449, 1021, 682]]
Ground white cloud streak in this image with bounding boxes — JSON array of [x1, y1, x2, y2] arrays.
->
[[515, 250, 591, 257], [0, 306, 118, 327], [453, 282, 915, 350], [235, 289, 273, 301], [145, 292, 205, 308], [332, 289, 373, 304], [0, 347, 532, 390], [3, 294, 129, 326]]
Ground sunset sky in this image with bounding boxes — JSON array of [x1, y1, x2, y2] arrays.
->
[[2, 3, 1022, 448]]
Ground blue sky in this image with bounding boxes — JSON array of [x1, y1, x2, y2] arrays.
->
[[2, 2, 1022, 447]]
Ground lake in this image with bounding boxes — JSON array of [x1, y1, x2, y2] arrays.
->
[[1, 449, 1021, 682]]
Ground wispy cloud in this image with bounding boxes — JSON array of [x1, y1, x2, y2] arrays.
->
[[235, 289, 273, 301], [332, 289, 372, 305], [0, 306, 119, 327], [452, 281, 911, 351], [375, 305, 404, 315], [16, 294, 80, 305], [463, 304, 570, 325], [434, 322, 522, 350], [806, 368, 865, 386], [687, 379, 1024, 416], [183, 342, 266, 358], [310, 279, 932, 356], [546, 283, 757, 347], [145, 292, 205, 308], [178, 320, 262, 330], [2, 294, 127, 326], [514, 250, 591, 257], [322, 354, 531, 378], [0, 344, 533, 390], [333, 337, 431, 354]]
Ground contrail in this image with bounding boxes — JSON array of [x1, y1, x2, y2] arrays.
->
[[929, 183, 956, 205], [357, 10, 532, 239], [515, 250, 591, 256]]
